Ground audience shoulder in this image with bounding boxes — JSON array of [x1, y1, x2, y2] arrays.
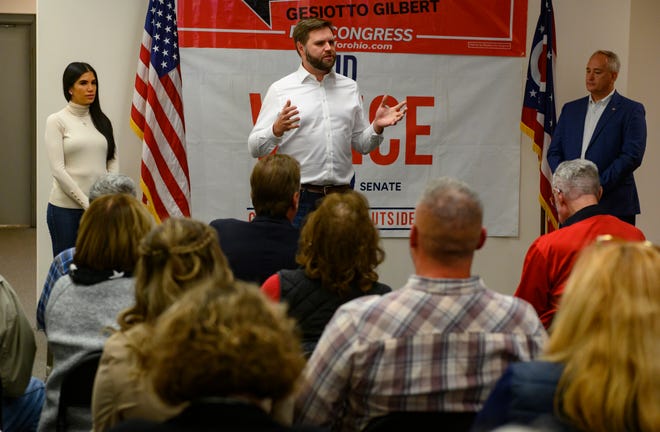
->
[[333, 293, 389, 324], [210, 218, 248, 230], [488, 288, 547, 332]]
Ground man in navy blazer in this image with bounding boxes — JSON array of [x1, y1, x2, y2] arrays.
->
[[547, 50, 646, 225], [210, 154, 301, 284]]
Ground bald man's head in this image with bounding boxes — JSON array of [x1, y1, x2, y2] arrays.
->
[[414, 177, 484, 263]]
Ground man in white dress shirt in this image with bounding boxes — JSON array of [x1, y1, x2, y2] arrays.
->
[[248, 18, 407, 227]]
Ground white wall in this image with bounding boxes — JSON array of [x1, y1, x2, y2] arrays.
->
[[30, 0, 660, 296], [629, 0, 660, 242]]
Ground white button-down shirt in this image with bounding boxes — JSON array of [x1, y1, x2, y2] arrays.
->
[[581, 89, 615, 158], [248, 65, 383, 185]]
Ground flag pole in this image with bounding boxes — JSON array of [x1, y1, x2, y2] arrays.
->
[[521, 0, 558, 236]]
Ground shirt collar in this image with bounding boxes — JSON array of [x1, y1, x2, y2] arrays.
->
[[66, 101, 90, 117], [560, 204, 607, 228], [251, 215, 295, 226], [408, 274, 484, 294], [295, 64, 335, 84], [589, 89, 615, 106]]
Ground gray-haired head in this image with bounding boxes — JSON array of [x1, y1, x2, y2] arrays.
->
[[415, 177, 484, 261], [591, 50, 620, 73], [552, 159, 600, 201], [89, 173, 137, 202]]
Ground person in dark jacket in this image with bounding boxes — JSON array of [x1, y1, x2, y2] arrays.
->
[[473, 239, 660, 432], [546, 50, 646, 225], [210, 153, 301, 285], [261, 190, 391, 357]]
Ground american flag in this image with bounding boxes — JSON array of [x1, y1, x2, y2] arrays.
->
[[521, 0, 557, 232], [130, 0, 190, 222]]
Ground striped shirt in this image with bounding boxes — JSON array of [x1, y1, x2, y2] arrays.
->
[[294, 275, 548, 431]]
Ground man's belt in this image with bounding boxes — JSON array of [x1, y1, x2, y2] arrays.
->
[[300, 184, 352, 195]]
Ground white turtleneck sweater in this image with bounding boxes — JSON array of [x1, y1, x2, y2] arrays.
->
[[44, 102, 118, 209]]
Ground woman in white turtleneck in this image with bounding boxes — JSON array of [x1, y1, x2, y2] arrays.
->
[[44, 62, 118, 256]]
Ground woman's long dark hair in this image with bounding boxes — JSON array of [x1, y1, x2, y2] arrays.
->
[[62, 62, 116, 162]]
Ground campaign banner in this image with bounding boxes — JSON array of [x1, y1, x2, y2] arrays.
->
[[179, 0, 527, 57], [178, 0, 526, 237]]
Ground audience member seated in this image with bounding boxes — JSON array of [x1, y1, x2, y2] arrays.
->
[[261, 190, 391, 357], [472, 239, 660, 432], [92, 217, 234, 431], [0, 274, 45, 432], [514, 159, 645, 329], [39, 194, 153, 432], [37, 173, 138, 331], [210, 154, 301, 284], [293, 177, 547, 431], [107, 280, 323, 432]]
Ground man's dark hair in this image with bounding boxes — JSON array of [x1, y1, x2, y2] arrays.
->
[[292, 18, 333, 49]]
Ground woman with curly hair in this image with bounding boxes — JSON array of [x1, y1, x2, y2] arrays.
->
[[107, 281, 322, 432], [261, 190, 391, 357], [92, 218, 234, 431], [472, 238, 660, 431]]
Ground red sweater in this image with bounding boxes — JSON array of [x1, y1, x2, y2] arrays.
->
[[514, 212, 645, 329]]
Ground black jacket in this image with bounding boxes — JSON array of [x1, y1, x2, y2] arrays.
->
[[278, 269, 391, 356], [210, 216, 299, 285]]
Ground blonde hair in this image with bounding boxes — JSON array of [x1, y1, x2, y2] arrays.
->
[[545, 239, 660, 431], [149, 281, 305, 405], [117, 217, 234, 331]]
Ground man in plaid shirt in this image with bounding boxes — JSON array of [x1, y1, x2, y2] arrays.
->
[[293, 177, 548, 431]]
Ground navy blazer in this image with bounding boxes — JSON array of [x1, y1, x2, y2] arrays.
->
[[210, 216, 300, 285], [547, 91, 646, 217], [471, 361, 577, 432]]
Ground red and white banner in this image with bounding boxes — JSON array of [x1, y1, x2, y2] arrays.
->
[[178, 0, 528, 237], [179, 0, 527, 56]]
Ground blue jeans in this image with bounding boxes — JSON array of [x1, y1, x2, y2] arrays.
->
[[294, 175, 356, 228], [47, 203, 84, 257], [2, 377, 45, 432], [293, 189, 325, 228]]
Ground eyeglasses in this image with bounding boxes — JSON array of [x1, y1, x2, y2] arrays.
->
[[549, 187, 562, 208]]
